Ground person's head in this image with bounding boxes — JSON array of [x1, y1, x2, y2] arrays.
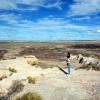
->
[[67, 52, 70, 58]]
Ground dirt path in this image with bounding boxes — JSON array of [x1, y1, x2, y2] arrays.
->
[[0, 57, 100, 100]]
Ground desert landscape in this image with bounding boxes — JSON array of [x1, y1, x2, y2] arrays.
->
[[0, 41, 100, 100]]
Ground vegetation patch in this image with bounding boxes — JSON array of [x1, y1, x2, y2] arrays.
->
[[0, 75, 7, 81], [15, 92, 42, 100], [7, 80, 24, 96], [27, 76, 36, 84], [9, 67, 17, 73]]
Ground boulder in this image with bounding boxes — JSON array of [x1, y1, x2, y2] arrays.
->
[[84, 57, 98, 65], [3, 53, 16, 60], [80, 57, 100, 70], [75, 54, 100, 70], [0, 49, 8, 60], [95, 61, 100, 70], [77, 54, 83, 60], [77, 54, 84, 64]]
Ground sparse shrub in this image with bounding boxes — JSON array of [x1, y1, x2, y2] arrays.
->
[[40, 74, 44, 77], [27, 76, 36, 84], [0, 75, 7, 81], [9, 67, 17, 73], [7, 80, 24, 96], [9, 72, 13, 76], [9, 56, 16, 59], [15, 92, 42, 100], [24, 55, 39, 65]]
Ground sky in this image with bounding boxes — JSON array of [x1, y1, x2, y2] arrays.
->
[[0, 0, 100, 41]]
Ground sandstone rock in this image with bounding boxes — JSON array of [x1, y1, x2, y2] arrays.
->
[[3, 53, 16, 60], [77, 54, 83, 60], [0, 95, 8, 100], [77, 54, 84, 64], [0, 49, 8, 60]]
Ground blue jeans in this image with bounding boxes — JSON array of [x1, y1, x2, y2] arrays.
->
[[67, 63, 71, 74]]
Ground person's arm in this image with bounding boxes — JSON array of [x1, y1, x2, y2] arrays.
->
[[66, 58, 68, 63]]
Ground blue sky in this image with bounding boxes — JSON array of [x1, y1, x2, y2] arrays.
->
[[0, 0, 100, 41]]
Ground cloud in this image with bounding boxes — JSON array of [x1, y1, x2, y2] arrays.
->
[[0, 0, 62, 11], [71, 16, 91, 21], [97, 29, 100, 33], [0, 13, 20, 24], [0, 13, 99, 34], [0, 14, 100, 40], [14, 17, 91, 33], [68, 0, 100, 16], [0, 0, 15, 10], [0, 15, 99, 33]]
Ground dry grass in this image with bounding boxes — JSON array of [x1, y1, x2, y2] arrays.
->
[[9, 67, 17, 73], [0, 75, 7, 81], [27, 76, 36, 84], [7, 80, 24, 96], [15, 92, 42, 100]]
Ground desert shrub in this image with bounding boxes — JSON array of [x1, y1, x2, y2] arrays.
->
[[24, 55, 39, 65], [27, 76, 36, 84], [15, 92, 42, 100], [9, 72, 13, 76], [0, 75, 7, 81], [7, 80, 24, 96], [9, 67, 17, 73]]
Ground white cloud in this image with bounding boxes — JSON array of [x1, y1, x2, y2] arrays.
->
[[0, 0, 62, 10], [42, 1, 62, 10], [68, 0, 100, 16], [0, 0, 15, 10], [0, 13, 99, 35], [3, 15, 97, 34], [0, 11, 99, 36], [1, 14, 97, 32], [72, 16, 91, 21], [0, 14, 18, 24], [0, 16, 100, 40], [97, 29, 100, 33]]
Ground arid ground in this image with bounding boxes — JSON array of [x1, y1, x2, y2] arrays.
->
[[0, 41, 100, 100], [0, 41, 100, 60]]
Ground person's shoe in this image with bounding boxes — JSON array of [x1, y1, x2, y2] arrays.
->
[[67, 74, 71, 77]]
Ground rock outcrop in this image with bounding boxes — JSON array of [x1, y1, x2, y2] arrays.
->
[[0, 49, 8, 60], [72, 54, 100, 70]]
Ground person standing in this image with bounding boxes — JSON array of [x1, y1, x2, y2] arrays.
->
[[66, 52, 71, 74]]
